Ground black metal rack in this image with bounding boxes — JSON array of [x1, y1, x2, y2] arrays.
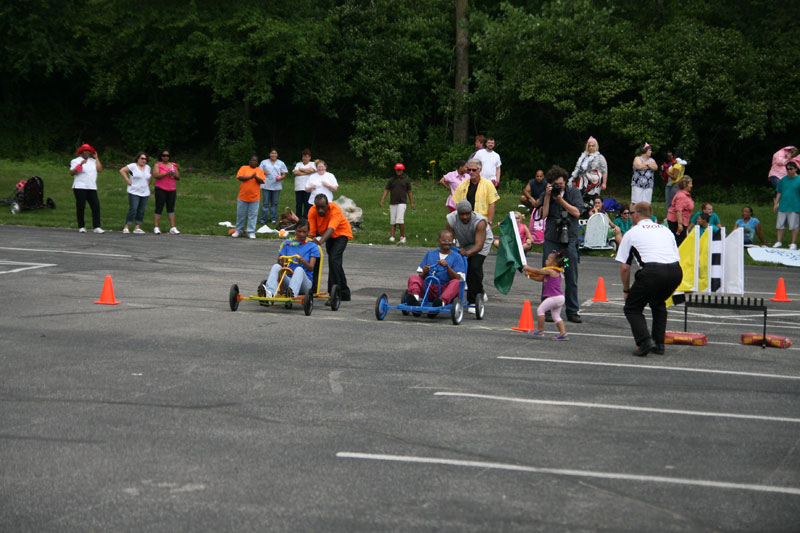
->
[[683, 294, 768, 348]]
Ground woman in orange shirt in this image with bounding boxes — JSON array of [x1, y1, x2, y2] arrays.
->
[[232, 156, 266, 239]]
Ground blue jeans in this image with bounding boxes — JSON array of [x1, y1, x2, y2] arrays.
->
[[126, 193, 148, 225], [665, 182, 676, 210], [236, 199, 259, 234], [266, 263, 312, 295], [259, 189, 280, 224]]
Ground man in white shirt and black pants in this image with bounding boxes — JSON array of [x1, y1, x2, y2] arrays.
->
[[615, 202, 683, 357]]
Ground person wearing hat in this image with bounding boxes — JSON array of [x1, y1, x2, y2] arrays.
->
[[379, 163, 415, 243], [445, 200, 494, 311], [69, 144, 104, 233]]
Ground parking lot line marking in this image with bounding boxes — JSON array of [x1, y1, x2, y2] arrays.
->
[[434, 392, 800, 424], [0, 260, 56, 274], [336, 452, 800, 496], [0, 246, 131, 258], [497, 356, 800, 381]]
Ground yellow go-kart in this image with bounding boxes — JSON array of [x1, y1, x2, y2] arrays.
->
[[228, 247, 341, 316]]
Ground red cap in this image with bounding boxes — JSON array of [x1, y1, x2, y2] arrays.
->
[[394, 163, 405, 170], [75, 143, 96, 155]]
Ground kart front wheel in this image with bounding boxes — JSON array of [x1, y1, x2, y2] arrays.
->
[[375, 294, 388, 320], [229, 284, 240, 311], [450, 299, 463, 325], [329, 284, 341, 311], [400, 289, 410, 316], [475, 294, 486, 320], [303, 293, 313, 316]]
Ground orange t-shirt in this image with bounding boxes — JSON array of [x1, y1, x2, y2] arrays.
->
[[308, 202, 353, 240], [237, 166, 265, 202]]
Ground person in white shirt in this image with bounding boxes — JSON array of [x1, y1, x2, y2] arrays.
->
[[69, 143, 104, 233], [475, 137, 502, 187], [120, 152, 152, 234], [615, 201, 683, 357], [292, 148, 316, 217], [305, 160, 338, 204]]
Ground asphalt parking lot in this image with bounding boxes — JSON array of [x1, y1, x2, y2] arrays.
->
[[2, 225, 799, 531]]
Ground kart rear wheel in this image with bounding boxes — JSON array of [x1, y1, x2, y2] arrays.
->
[[303, 293, 314, 316], [229, 284, 240, 311], [375, 294, 388, 320], [400, 290, 410, 316], [329, 284, 341, 311], [450, 299, 463, 325], [475, 293, 486, 320]]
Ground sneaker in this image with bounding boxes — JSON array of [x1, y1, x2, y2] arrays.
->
[[122, 228, 130, 234], [791, 243, 798, 251], [93, 227, 105, 234], [154, 227, 161, 235], [264, 287, 273, 299], [257, 284, 266, 298], [773, 242, 782, 248], [231, 231, 240, 238], [169, 227, 180, 235], [249, 233, 256, 239], [468, 307, 476, 314], [406, 293, 420, 306], [286, 288, 295, 299], [529, 329, 545, 339], [399, 237, 406, 244], [483, 293, 488, 303], [432, 297, 443, 307], [133, 228, 145, 234], [78, 227, 86, 233], [553, 333, 569, 341], [389, 236, 396, 242]]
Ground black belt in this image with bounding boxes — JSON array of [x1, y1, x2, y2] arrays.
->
[[641, 261, 680, 268]]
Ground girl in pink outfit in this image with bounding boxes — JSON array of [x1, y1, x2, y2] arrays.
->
[[523, 251, 568, 341], [666, 176, 694, 246]]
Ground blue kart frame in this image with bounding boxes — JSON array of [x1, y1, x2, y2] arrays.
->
[[374, 267, 486, 325]]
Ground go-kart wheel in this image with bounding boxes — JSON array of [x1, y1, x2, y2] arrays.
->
[[329, 284, 341, 311], [303, 293, 313, 316], [284, 300, 293, 309], [400, 290, 410, 316], [46, 197, 56, 209], [450, 299, 463, 325], [412, 309, 422, 317], [229, 284, 240, 311], [10, 202, 20, 215], [375, 294, 389, 320], [475, 293, 486, 320]]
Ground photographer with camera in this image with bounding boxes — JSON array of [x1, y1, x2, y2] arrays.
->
[[540, 165, 583, 323]]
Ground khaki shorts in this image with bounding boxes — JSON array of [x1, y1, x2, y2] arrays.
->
[[776, 211, 799, 230], [390, 203, 407, 225]]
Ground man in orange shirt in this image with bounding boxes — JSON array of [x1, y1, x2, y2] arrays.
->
[[233, 155, 266, 238], [308, 194, 353, 301]]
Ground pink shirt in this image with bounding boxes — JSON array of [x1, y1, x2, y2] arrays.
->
[[667, 190, 694, 225], [154, 162, 178, 191], [769, 147, 796, 179], [442, 170, 468, 209]]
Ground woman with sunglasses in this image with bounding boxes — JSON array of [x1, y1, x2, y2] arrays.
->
[[152, 150, 181, 234], [120, 152, 152, 234]]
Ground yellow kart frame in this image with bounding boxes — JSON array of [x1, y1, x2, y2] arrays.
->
[[228, 244, 341, 315]]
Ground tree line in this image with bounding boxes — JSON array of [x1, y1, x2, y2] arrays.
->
[[1, 0, 797, 189]]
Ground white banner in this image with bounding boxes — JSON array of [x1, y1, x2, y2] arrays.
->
[[747, 247, 800, 267]]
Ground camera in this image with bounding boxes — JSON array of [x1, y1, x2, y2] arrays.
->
[[557, 210, 570, 244], [551, 183, 562, 195]]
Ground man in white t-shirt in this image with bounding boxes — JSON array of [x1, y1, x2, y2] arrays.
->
[[475, 137, 502, 187]]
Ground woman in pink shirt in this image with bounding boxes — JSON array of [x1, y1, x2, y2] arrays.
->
[[666, 176, 694, 245], [439, 160, 468, 212], [152, 150, 181, 235], [768, 146, 798, 191]]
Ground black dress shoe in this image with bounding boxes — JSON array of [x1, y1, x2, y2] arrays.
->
[[632, 341, 655, 357], [340, 294, 351, 302], [567, 314, 582, 323], [652, 344, 665, 355], [432, 297, 443, 307]]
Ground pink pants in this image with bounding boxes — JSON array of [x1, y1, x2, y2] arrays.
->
[[537, 294, 565, 323], [407, 275, 461, 304]]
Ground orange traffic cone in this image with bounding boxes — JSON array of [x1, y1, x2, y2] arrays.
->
[[94, 275, 121, 305], [771, 278, 792, 302], [591, 277, 609, 302], [511, 300, 535, 332]]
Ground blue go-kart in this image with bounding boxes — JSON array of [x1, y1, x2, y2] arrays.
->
[[374, 267, 485, 325]]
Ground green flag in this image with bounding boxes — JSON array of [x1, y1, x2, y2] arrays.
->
[[493, 212, 527, 295]]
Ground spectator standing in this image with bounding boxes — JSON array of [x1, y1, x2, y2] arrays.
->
[[666, 176, 694, 246], [660, 150, 676, 206], [452, 158, 500, 225], [773, 160, 800, 249], [665, 150, 687, 210], [152, 150, 181, 235], [768, 146, 798, 191], [120, 152, 151, 234], [379, 163, 415, 243], [469, 135, 485, 160], [474, 137, 502, 187], [445, 200, 493, 311], [232, 155, 266, 239], [570, 136, 608, 197], [308, 194, 352, 301], [292, 149, 315, 218], [541, 165, 583, 323], [258, 148, 288, 226], [305, 160, 338, 204], [440, 160, 468, 212], [69, 143, 104, 233], [406, 229, 466, 307], [631, 143, 657, 204], [733, 206, 767, 246]]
